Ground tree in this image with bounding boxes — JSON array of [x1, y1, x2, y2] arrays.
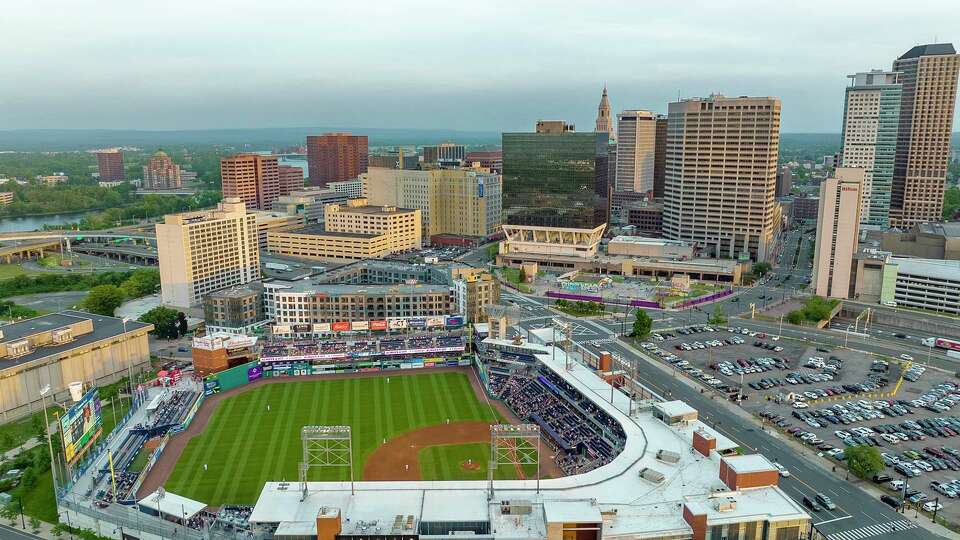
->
[[631, 309, 652, 339], [0, 501, 17, 525], [31, 414, 46, 441], [709, 304, 727, 325], [753, 262, 772, 277], [845, 445, 885, 480], [118, 269, 160, 299], [787, 311, 804, 325], [177, 311, 189, 337], [139, 306, 179, 339], [518, 267, 527, 283], [81, 285, 125, 316]]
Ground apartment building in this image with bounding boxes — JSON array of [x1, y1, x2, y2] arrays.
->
[[202, 286, 268, 335], [266, 199, 421, 261], [156, 198, 260, 307], [812, 168, 864, 299], [143, 150, 182, 190], [890, 43, 960, 228], [95, 149, 124, 182], [278, 165, 305, 194], [840, 70, 901, 228], [614, 110, 657, 194], [662, 95, 782, 261], [362, 167, 502, 239], [220, 154, 281, 211]]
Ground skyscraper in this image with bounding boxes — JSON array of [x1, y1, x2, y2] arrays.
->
[[614, 110, 657, 194], [662, 95, 782, 261], [95, 149, 124, 182], [653, 115, 668, 199], [422, 143, 465, 167], [595, 86, 613, 140], [306, 133, 368, 186], [840, 70, 901, 228], [502, 123, 609, 228], [220, 154, 280, 211], [278, 165, 305, 196], [890, 43, 960, 228], [812, 168, 864, 299], [142, 150, 182, 190]]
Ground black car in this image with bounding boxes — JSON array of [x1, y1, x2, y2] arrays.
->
[[802, 497, 822, 512], [881, 495, 903, 509]]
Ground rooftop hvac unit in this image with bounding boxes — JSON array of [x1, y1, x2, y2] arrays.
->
[[656, 449, 681, 464], [639, 467, 665, 484], [715, 498, 737, 512], [68, 381, 84, 402]]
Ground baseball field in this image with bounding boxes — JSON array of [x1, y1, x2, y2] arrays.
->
[[163, 371, 518, 505]]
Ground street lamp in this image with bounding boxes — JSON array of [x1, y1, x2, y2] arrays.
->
[[39, 384, 59, 494]]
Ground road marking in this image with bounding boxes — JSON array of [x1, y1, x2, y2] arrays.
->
[[814, 515, 853, 526], [824, 519, 916, 540]]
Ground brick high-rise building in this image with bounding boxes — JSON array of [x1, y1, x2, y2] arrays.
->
[[306, 133, 368, 186], [278, 165, 305, 196], [220, 154, 280, 211], [663, 95, 782, 261], [142, 150, 182, 190], [95, 150, 124, 182], [889, 43, 960, 228]]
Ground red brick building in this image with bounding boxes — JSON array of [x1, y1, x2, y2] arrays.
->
[[278, 165, 305, 196], [95, 150, 124, 182], [220, 154, 280, 211], [464, 150, 502, 172], [306, 133, 368, 186]]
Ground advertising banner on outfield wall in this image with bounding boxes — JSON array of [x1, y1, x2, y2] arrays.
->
[[313, 323, 331, 333], [388, 318, 408, 329], [247, 365, 263, 382], [332, 321, 350, 332], [351, 321, 369, 331], [370, 320, 388, 331]]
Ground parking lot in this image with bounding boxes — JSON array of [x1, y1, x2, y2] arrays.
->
[[639, 325, 960, 521]]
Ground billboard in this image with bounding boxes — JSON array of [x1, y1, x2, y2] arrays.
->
[[312, 323, 331, 333], [409, 317, 426, 328], [60, 388, 103, 465], [272, 325, 292, 335], [248, 365, 264, 382], [389, 318, 408, 329], [370, 320, 388, 331], [426, 316, 444, 328], [351, 321, 369, 331], [445, 316, 464, 327], [332, 321, 350, 332]]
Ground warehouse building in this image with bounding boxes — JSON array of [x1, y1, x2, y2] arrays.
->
[[0, 311, 152, 422]]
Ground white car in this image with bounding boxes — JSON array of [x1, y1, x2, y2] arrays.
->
[[792, 401, 809, 409], [900, 354, 914, 361], [922, 501, 944, 512], [774, 463, 790, 477]]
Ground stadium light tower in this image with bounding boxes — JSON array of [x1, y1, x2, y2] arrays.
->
[[38, 384, 58, 493], [299, 425, 354, 500], [488, 423, 540, 499]]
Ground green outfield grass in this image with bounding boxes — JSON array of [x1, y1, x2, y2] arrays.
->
[[418, 442, 538, 481], [165, 372, 498, 506]]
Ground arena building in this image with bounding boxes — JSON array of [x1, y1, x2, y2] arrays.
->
[[0, 311, 152, 422], [247, 334, 810, 540]]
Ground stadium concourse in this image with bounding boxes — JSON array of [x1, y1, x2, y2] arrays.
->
[[248, 336, 812, 540]]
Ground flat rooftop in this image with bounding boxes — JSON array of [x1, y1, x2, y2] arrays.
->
[[263, 280, 451, 296], [337, 205, 417, 216], [723, 454, 776, 474], [275, 226, 379, 239], [0, 311, 151, 372], [890, 257, 960, 281], [609, 236, 690, 247]]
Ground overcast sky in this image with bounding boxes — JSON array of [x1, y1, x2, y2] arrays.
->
[[1, 0, 958, 133]]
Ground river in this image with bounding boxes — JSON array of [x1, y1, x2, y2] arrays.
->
[[0, 210, 99, 233]]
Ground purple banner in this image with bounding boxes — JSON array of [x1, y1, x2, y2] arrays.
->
[[672, 288, 733, 309], [546, 291, 661, 309], [247, 365, 263, 382]]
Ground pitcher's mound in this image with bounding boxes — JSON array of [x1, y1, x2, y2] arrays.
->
[[460, 460, 481, 472]]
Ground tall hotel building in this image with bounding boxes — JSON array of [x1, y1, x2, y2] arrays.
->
[[840, 70, 901, 228], [306, 133, 368, 186], [614, 110, 657, 194], [812, 168, 864, 299], [156, 199, 260, 307], [889, 44, 960, 228], [663, 95, 782, 261]]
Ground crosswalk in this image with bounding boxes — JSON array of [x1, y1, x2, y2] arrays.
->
[[825, 519, 916, 540]]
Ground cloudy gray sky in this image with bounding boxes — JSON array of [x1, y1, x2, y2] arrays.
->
[[2, 0, 958, 132]]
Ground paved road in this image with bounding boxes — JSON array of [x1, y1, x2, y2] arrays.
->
[[6, 291, 88, 313], [0, 524, 43, 540]]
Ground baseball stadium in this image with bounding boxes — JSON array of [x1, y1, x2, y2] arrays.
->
[[54, 319, 812, 540]]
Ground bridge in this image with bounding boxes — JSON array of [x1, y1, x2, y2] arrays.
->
[[0, 229, 158, 264], [71, 242, 158, 265]]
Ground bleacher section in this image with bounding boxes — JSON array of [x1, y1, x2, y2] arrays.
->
[[260, 333, 467, 362], [488, 368, 626, 475]]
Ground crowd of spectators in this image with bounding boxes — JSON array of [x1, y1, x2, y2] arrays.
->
[[489, 369, 625, 475], [262, 334, 466, 360]]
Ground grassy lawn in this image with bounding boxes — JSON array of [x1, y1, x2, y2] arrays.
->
[[554, 300, 604, 317], [127, 446, 151, 474], [38, 254, 88, 269], [499, 267, 532, 293], [0, 264, 41, 280], [165, 372, 499, 505], [0, 407, 59, 454], [418, 442, 537, 481]]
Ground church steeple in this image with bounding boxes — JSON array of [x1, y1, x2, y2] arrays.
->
[[595, 85, 613, 139]]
